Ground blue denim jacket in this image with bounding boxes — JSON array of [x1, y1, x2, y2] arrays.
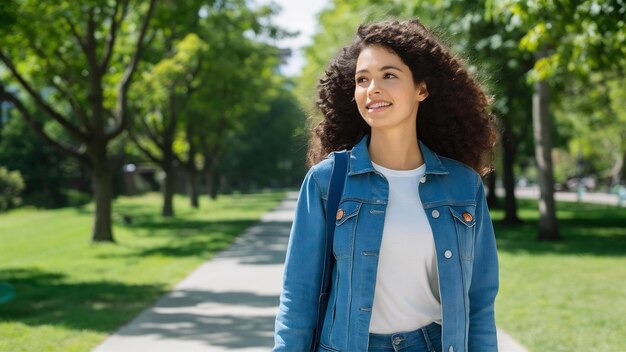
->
[[274, 135, 499, 352]]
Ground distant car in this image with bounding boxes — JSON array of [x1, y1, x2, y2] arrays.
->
[[516, 177, 530, 188], [565, 176, 597, 191]]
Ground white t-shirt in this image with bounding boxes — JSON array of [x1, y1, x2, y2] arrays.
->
[[369, 161, 442, 334]]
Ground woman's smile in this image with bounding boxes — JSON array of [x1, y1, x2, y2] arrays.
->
[[367, 100, 392, 113]]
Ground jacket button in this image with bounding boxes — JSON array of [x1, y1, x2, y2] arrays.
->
[[336, 209, 344, 220], [444, 250, 452, 258], [449, 346, 454, 352], [462, 212, 473, 222], [431, 210, 440, 218], [419, 175, 426, 183]]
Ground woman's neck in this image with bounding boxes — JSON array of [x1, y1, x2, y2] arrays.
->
[[368, 129, 424, 170]]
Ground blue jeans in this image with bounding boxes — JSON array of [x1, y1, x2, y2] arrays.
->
[[368, 322, 442, 352]]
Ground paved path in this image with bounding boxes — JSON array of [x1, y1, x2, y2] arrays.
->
[[94, 193, 527, 352], [497, 186, 625, 207]]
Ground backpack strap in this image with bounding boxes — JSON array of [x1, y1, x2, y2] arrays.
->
[[311, 150, 349, 351]]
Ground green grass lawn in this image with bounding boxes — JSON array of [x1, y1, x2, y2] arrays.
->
[[0, 191, 284, 352], [492, 200, 626, 352]]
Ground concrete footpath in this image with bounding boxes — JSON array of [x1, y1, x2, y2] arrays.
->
[[497, 186, 625, 207], [94, 193, 527, 352]]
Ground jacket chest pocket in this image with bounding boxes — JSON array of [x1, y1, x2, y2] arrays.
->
[[449, 206, 476, 261], [333, 200, 361, 260]]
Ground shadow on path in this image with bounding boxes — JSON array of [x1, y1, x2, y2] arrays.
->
[[112, 289, 278, 349], [217, 221, 290, 265]]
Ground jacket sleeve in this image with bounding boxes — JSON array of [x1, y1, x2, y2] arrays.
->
[[468, 179, 499, 351], [274, 166, 328, 351]]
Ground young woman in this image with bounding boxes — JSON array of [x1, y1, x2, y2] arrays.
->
[[274, 19, 499, 352]]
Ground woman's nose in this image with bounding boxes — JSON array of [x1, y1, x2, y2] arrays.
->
[[367, 80, 381, 96]]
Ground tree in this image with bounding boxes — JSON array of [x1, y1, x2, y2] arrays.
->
[[129, 33, 206, 216], [178, 2, 284, 200], [220, 84, 307, 191], [531, 50, 560, 240], [555, 74, 626, 188], [128, 0, 284, 209], [126, 0, 208, 213], [490, 0, 626, 240], [0, 0, 157, 242]]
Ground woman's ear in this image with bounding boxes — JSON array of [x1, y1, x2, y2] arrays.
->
[[416, 81, 429, 102]]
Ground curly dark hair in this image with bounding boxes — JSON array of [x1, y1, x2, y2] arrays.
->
[[308, 19, 497, 176]]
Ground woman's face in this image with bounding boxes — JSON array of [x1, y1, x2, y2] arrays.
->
[[354, 45, 428, 132]]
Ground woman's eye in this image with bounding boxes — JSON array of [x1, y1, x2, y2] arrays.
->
[[384, 73, 396, 79], [355, 77, 367, 84]]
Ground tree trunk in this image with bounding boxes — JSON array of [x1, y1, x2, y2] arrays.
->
[[161, 90, 180, 218], [210, 169, 219, 200], [203, 155, 219, 200], [185, 122, 200, 208], [204, 170, 213, 201], [162, 163, 175, 217], [189, 168, 199, 208], [532, 53, 560, 241], [621, 151, 626, 186], [609, 151, 625, 188], [204, 164, 219, 200], [502, 122, 522, 225], [91, 147, 114, 242], [486, 171, 497, 208]]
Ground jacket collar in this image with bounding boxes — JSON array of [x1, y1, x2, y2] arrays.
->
[[348, 134, 449, 176]]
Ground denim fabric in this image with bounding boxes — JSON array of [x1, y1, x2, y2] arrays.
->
[[274, 135, 499, 352], [368, 322, 442, 352]]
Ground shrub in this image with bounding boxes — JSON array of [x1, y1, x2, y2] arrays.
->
[[64, 189, 92, 207], [0, 167, 25, 212]]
